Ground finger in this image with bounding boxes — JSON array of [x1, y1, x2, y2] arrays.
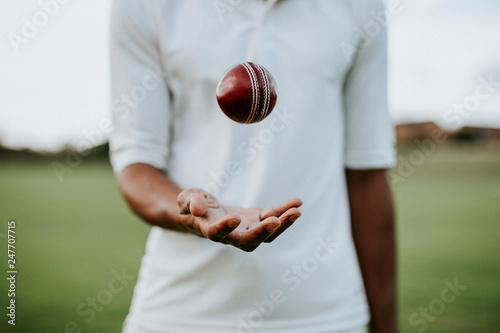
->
[[238, 217, 280, 252], [263, 208, 301, 243], [205, 214, 241, 242], [178, 189, 207, 215], [260, 197, 303, 220]]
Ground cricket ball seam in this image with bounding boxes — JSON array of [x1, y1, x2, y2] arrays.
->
[[255, 63, 270, 122], [242, 62, 260, 123]]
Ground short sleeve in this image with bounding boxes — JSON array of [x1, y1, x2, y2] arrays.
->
[[343, 0, 396, 169], [108, 0, 171, 175]]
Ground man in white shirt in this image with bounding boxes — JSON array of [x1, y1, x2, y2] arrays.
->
[[109, 0, 397, 332]]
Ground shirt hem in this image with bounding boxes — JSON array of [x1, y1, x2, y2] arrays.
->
[[123, 313, 370, 333]]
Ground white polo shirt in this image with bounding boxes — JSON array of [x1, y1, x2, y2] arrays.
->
[[109, 0, 395, 332]]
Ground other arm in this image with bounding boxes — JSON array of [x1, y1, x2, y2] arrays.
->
[[346, 168, 397, 333]]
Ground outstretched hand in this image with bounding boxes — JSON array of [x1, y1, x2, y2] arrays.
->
[[177, 188, 302, 252]]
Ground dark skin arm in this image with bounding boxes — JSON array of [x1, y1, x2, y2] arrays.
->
[[346, 169, 397, 333], [118, 163, 302, 252]]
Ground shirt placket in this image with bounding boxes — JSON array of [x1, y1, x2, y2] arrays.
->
[[246, 0, 276, 62]]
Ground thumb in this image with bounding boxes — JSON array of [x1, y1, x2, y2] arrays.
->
[[177, 188, 209, 217]]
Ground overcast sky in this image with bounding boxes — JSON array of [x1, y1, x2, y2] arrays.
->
[[0, 0, 499, 151]]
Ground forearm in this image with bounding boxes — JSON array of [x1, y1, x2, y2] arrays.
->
[[346, 169, 397, 333], [118, 163, 187, 231]]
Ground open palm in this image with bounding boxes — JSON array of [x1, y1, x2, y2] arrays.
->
[[178, 189, 302, 252]]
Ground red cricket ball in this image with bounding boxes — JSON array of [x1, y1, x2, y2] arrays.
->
[[216, 62, 278, 124]]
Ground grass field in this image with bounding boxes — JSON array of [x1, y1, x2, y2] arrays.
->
[[0, 142, 499, 333]]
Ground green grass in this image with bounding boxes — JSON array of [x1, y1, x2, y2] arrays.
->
[[394, 142, 500, 333], [0, 152, 150, 333], [0, 143, 499, 332]]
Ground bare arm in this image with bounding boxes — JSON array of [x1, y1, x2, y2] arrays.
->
[[119, 163, 302, 251], [119, 163, 186, 231], [346, 169, 397, 333]]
